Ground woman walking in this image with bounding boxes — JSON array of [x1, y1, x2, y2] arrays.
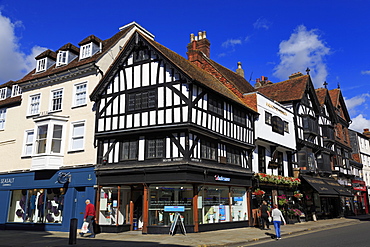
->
[[271, 204, 286, 240]]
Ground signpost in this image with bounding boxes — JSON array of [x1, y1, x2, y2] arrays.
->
[[164, 206, 186, 236]]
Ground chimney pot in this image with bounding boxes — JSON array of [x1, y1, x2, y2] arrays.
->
[[190, 33, 195, 42]]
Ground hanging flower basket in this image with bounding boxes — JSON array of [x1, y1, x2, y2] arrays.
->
[[294, 191, 303, 199], [252, 189, 266, 196]]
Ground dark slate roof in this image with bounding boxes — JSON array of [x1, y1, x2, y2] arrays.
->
[[57, 43, 80, 54], [205, 59, 255, 94], [35, 49, 57, 60], [17, 26, 134, 84], [256, 74, 310, 103], [91, 31, 257, 114], [0, 80, 15, 88], [78, 35, 103, 46]]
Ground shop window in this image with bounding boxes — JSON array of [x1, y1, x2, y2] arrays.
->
[[7, 188, 65, 224], [230, 187, 247, 221], [99, 186, 131, 226], [198, 186, 230, 224], [148, 185, 193, 226]]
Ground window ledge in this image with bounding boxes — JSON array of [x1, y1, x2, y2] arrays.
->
[[71, 104, 87, 109], [67, 149, 84, 154]]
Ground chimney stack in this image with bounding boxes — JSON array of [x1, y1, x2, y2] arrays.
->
[[236, 62, 245, 78], [187, 31, 210, 65]]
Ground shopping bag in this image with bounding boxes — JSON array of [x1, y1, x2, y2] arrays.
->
[[268, 216, 272, 222], [81, 221, 89, 233]]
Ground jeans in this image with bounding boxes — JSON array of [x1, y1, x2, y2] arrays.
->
[[86, 216, 95, 235], [273, 221, 282, 238]]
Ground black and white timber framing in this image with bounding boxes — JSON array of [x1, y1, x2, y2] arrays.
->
[[90, 32, 256, 172]]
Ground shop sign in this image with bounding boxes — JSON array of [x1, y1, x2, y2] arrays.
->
[[214, 175, 230, 182], [164, 206, 185, 212], [1, 178, 15, 186], [352, 180, 366, 191]]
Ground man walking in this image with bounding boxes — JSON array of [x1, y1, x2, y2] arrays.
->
[[80, 199, 96, 238]]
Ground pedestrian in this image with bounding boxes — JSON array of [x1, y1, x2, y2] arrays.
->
[[80, 199, 96, 238], [271, 204, 286, 240], [260, 201, 271, 230]]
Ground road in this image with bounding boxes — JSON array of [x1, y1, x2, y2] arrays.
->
[[242, 221, 370, 247]]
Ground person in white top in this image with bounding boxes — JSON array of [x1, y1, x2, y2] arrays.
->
[[271, 204, 286, 240]]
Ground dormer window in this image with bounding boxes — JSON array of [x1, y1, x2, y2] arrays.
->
[[0, 88, 7, 100], [11, 85, 21, 97], [36, 58, 47, 72], [80, 44, 92, 59], [57, 51, 67, 66]]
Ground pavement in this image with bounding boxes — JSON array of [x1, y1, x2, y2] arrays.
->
[[1, 215, 369, 247]]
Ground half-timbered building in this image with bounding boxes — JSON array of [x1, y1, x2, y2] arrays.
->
[[90, 31, 257, 233], [256, 72, 353, 220]]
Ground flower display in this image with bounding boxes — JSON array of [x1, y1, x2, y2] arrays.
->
[[277, 194, 288, 205], [294, 191, 303, 198], [256, 173, 301, 186], [288, 208, 303, 216], [252, 188, 266, 196]]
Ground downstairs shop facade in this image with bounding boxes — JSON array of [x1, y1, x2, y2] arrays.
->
[[0, 166, 96, 232], [95, 164, 253, 234]]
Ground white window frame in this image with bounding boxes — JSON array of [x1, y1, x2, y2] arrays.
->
[[56, 51, 68, 66], [0, 108, 6, 130], [50, 89, 63, 112], [0, 88, 7, 100], [28, 93, 41, 116], [73, 82, 87, 107], [36, 58, 47, 72], [69, 120, 85, 151], [34, 118, 66, 155], [80, 43, 92, 59], [11, 85, 22, 97], [23, 129, 34, 156]]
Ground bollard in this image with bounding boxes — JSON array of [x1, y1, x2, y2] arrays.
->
[[69, 218, 78, 245]]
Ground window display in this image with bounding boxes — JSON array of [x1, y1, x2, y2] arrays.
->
[[99, 186, 130, 226], [198, 186, 247, 224], [148, 185, 193, 226], [8, 188, 65, 223]]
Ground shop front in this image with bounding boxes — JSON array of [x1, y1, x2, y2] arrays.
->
[[300, 175, 353, 219], [352, 179, 368, 215], [0, 166, 96, 232], [96, 164, 253, 234], [252, 173, 303, 225]]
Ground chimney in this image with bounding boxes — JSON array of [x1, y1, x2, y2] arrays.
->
[[187, 31, 210, 66], [236, 62, 244, 78]]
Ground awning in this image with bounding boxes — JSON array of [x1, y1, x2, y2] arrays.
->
[[301, 176, 339, 196], [323, 178, 353, 197]]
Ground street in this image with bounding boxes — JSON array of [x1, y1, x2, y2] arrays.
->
[[242, 221, 370, 247]]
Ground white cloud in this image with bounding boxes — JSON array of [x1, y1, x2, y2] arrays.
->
[[361, 70, 370, 75], [222, 39, 242, 48], [253, 18, 272, 30], [345, 94, 370, 113], [273, 25, 330, 87], [0, 12, 47, 84], [349, 114, 370, 132]]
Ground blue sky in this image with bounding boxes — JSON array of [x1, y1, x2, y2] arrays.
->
[[1, 0, 370, 132]]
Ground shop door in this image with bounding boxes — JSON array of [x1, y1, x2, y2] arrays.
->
[[73, 187, 87, 226]]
